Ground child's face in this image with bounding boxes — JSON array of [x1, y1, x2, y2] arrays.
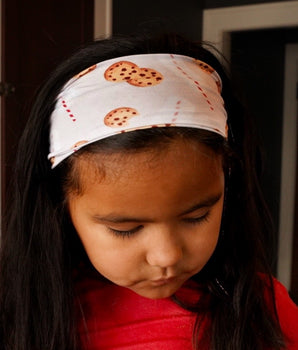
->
[[68, 139, 225, 299]]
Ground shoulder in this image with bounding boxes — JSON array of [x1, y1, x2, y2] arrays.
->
[[262, 275, 298, 319], [261, 274, 298, 349], [273, 278, 298, 342]]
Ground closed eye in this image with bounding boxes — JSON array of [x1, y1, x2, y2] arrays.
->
[[107, 225, 143, 238], [107, 212, 211, 238], [183, 211, 210, 225]]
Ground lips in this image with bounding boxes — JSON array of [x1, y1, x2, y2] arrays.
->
[[151, 276, 177, 285]]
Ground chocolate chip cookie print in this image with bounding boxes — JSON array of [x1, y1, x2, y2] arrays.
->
[[103, 61, 164, 128], [104, 61, 139, 82], [104, 107, 139, 128], [194, 59, 221, 92], [104, 60, 163, 86]]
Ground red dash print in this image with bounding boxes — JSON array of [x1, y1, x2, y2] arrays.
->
[[172, 100, 181, 122], [206, 100, 214, 110], [61, 99, 76, 122], [170, 54, 215, 112]]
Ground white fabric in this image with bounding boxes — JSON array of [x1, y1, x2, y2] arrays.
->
[[48, 54, 227, 168]]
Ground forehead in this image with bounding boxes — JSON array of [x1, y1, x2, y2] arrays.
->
[[69, 139, 224, 199]]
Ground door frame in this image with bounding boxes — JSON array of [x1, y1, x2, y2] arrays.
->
[[202, 1, 298, 60], [278, 43, 298, 289], [94, 0, 112, 39]]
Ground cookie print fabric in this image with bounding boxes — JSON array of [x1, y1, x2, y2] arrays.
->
[[48, 54, 228, 168]]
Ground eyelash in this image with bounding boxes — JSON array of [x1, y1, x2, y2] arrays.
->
[[107, 226, 142, 238], [107, 211, 211, 238], [184, 211, 210, 225]]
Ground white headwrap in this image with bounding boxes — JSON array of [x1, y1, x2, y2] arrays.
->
[[48, 54, 227, 168]]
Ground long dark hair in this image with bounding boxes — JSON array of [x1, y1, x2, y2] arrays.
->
[[0, 33, 285, 349]]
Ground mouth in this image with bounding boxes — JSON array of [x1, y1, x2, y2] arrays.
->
[[150, 276, 177, 286]]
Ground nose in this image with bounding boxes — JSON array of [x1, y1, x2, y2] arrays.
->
[[146, 226, 183, 268]]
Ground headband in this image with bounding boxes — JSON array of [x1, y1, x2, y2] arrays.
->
[[48, 54, 228, 168]]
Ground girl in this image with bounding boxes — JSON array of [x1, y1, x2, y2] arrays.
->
[[0, 33, 297, 350]]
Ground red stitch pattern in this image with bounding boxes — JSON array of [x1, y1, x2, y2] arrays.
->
[[61, 99, 76, 121], [170, 55, 214, 111]]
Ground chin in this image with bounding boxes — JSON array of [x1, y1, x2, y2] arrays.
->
[[137, 290, 175, 300], [131, 284, 181, 300]]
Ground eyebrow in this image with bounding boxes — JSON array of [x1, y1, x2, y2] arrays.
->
[[179, 192, 222, 216], [93, 192, 223, 224]]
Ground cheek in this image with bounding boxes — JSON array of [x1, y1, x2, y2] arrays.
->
[[68, 204, 142, 280], [189, 205, 223, 262], [76, 226, 143, 278], [190, 228, 220, 260]]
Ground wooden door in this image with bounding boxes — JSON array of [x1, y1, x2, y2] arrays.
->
[[1, 0, 94, 213]]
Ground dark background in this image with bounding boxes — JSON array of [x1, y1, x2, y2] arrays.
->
[[113, 0, 292, 40]]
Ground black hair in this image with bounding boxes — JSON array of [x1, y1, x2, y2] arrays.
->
[[0, 33, 286, 349]]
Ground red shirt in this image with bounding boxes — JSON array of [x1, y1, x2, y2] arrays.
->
[[75, 276, 298, 349]]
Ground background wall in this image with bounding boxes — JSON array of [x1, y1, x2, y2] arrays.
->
[[112, 0, 203, 40], [113, 0, 297, 40], [230, 27, 298, 231]]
